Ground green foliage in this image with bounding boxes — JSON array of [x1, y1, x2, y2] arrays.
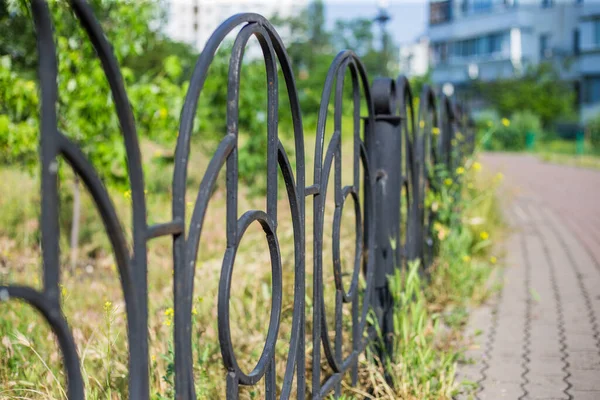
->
[[476, 62, 576, 127], [408, 70, 432, 96], [0, 56, 38, 167], [1, 0, 400, 194], [479, 111, 541, 151], [588, 113, 600, 149], [0, 0, 188, 189]]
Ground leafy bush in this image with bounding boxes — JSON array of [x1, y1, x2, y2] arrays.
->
[[487, 110, 542, 151], [588, 114, 600, 149], [476, 62, 576, 127]]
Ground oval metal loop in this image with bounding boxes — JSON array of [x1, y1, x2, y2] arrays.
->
[[332, 186, 362, 303], [217, 210, 283, 385]]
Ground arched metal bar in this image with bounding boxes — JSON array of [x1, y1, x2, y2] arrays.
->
[[396, 76, 417, 264], [171, 13, 306, 399], [311, 50, 376, 397], [416, 85, 439, 270], [0, 286, 84, 398], [58, 135, 141, 335], [439, 94, 456, 171], [65, 1, 151, 396], [32, 0, 60, 307], [27, 1, 149, 398], [276, 141, 305, 399]]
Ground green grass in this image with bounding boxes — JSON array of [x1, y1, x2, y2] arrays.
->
[[535, 137, 600, 170], [539, 152, 600, 170], [0, 139, 504, 399]]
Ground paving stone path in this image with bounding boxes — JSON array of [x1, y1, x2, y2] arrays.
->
[[458, 154, 600, 400]]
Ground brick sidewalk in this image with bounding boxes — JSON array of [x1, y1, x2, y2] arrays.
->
[[458, 154, 600, 400]]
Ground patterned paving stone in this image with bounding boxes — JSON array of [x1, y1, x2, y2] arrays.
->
[[458, 154, 600, 399]]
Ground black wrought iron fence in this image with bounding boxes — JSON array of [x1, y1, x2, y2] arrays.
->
[[0, 1, 474, 399]]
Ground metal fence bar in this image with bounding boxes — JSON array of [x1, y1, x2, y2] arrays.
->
[[0, 2, 470, 399]]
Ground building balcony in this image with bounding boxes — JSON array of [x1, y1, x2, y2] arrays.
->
[[431, 56, 516, 85]]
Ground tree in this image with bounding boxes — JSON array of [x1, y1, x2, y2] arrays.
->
[[475, 62, 576, 127], [0, 0, 190, 266]]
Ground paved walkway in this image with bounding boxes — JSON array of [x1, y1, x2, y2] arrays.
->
[[459, 154, 600, 400]]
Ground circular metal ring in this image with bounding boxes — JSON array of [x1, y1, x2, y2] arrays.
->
[[218, 210, 283, 385], [332, 186, 362, 302]]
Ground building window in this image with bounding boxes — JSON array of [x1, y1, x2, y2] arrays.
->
[[541, 0, 553, 8], [573, 28, 580, 55], [432, 42, 448, 64], [583, 77, 600, 104], [540, 34, 550, 59], [447, 31, 508, 61], [461, 0, 469, 14], [595, 20, 600, 46], [473, 0, 493, 13]]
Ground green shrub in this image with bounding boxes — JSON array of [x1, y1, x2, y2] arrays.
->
[[588, 114, 600, 149], [489, 110, 542, 151]]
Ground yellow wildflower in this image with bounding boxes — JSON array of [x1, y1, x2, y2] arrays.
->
[[456, 166, 465, 175], [480, 231, 489, 240], [151, 354, 156, 362], [444, 178, 453, 186], [104, 301, 112, 312], [490, 256, 497, 264], [501, 118, 510, 127], [164, 307, 174, 326], [123, 189, 131, 199], [434, 222, 448, 241], [462, 255, 471, 263], [419, 120, 425, 128], [159, 108, 168, 119], [59, 284, 67, 298], [192, 307, 197, 316], [432, 127, 440, 135], [472, 161, 482, 171]]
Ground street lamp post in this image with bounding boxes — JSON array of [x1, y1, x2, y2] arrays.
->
[[374, 0, 391, 76]]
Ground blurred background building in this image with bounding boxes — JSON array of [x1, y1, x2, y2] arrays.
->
[[165, 0, 307, 51], [426, 0, 600, 121], [398, 35, 430, 77], [163, 0, 600, 122]]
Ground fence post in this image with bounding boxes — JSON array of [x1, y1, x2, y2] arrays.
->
[[364, 77, 403, 370]]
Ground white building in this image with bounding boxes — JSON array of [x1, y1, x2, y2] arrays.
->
[[399, 36, 430, 77], [427, 0, 600, 120], [165, 0, 306, 52]]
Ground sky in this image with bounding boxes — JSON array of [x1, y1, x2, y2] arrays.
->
[[324, 0, 428, 45]]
